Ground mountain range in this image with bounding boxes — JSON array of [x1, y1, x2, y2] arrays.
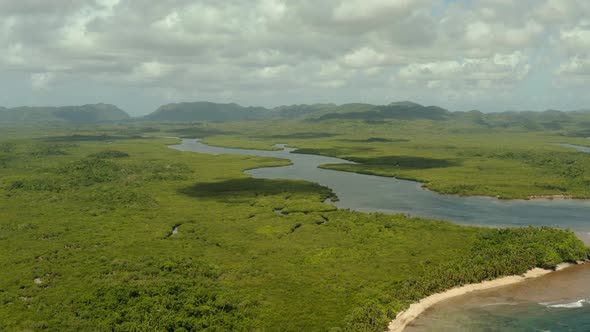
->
[[0, 103, 129, 124], [1, 101, 589, 129]]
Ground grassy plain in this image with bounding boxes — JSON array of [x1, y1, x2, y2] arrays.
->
[[0, 124, 588, 331]]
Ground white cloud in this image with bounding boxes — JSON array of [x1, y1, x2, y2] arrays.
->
[[257, 0, 287, 22], [557, 24, 590, 54], [133, 61, 173, 80], [332, 0, 423, 21], [503, 21, 544, 46], [465, 22, 493, 44], [3, 43, 25, 65], [555, 55, 590, 87], [341, 47, 387, 68], [535, 0, 588, 23], [97, 0, 120, 10], [153, 11, 181, 30], [258, 65, 289, 79], [557, 56, 590, 75], [0, 0, 589, 112], [31, 72, 55, 90], [58, 1, 118, 50], [396, 52, 531, 90]]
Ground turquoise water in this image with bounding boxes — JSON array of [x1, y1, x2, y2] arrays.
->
[[409, 302, 590, 331], [406, 264, 590, 332]]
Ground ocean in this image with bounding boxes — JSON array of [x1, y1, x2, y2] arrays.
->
[[405, 264, 590, 331]]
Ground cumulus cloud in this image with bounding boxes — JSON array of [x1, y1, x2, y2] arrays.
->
[[557, 56, 590, 75], [396, 52, 531, 90], [557, 23, 590, 54], [341, 47, 387, 68], [0, 0, 589, 112], [31, 72, 56, 90], [555, 56, 590, 87], [553, 20, 590, 87], [133, 61, 174, 80], [535, 0, 590, 23], [332, 0, 426, 22]]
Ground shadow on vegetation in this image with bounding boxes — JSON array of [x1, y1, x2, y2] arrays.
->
[[89, 150, 130, 159], [292, 146, 377, 156], [179, 178, 333, 201], [30, 144, 69, 157], [318, 104, 449, 121], [340, 137, 410, 143], [110, 127, 161, 136], [542, 121, 562, 130], [561, 130, 590, 138], [349, 155, 459, 169], [170, 127, 236, 138], [0, 142, 15, 153], [262, 132, 337, 139], [137, 127, 161, 133]]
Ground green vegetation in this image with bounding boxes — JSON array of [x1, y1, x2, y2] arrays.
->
[[0, 126, 588, 331], [90, 150, 130, 159], [140, 100, 451, 123], [188, 113, 590, 199], [146, 102, 269, 122], [316, 102, 449, 121], [3, 102, 590, 330], [137, 100, 590, 131]]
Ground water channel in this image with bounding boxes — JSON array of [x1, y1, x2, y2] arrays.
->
[[170, 138, 590, 233]]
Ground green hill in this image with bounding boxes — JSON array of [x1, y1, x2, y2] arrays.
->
[[143, 101, 450, 122], [316, 101, 450, 121], [143, 100, 589, 127], [453, 109, 590, 133], [145, 102, 270, 122], [144, 101, 408, 122], [0, 104, 130, 124], [271, 103, 336, 119]]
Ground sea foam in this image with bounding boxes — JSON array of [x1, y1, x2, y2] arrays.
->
[[541, 299, 588, 308]]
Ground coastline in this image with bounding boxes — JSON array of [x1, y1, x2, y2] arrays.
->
[[526, 194, 574, 200], [387, 263, 580, 332]]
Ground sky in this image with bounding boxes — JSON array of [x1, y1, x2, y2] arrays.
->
[[1, 0, 589, 115]]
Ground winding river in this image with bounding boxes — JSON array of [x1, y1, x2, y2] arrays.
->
[[170, 138, 590, 331], [171, 138, 590, 233]]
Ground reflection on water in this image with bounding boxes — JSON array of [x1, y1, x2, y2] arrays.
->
[[171, 139, 590, 232]]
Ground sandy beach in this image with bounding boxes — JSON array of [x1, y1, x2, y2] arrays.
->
[[386, 267, 561, 332]]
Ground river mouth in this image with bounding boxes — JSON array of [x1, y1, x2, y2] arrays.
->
[[170, 138, 590, 233]]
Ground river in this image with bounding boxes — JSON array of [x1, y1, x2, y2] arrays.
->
[[170, 139, 590, 232], [169, 138, 590, 331]]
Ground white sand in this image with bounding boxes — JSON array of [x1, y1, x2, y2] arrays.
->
[[386, 268, 554, 332]]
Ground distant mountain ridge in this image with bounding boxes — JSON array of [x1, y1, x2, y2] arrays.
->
[[0, 103, 130, 124], [316, 101, 450, 121], [140, 101, 590, 134], [144, 101, 340, 122], [2, 101, 589, 129], [145, 102, 268, 122], [141, 100, 452, 122]]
